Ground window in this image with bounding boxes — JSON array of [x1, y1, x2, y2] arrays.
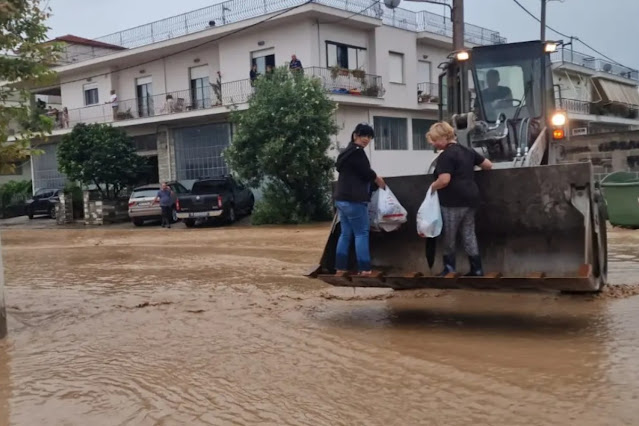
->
[[389, 52, 404, 84], [412, 119, 437, 150], [373, 117, 408, 150], [136, 76, 153, 117], [251, 48, 275, 75], [83, 83, 99, 105], [326, 42, 367, 70], [190, 65, 210, 109]]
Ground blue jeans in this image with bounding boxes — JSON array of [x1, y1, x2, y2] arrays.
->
[[335, 200, 371, 272]]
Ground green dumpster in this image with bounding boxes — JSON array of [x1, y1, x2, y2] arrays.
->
[[600, 171, 639, 228]]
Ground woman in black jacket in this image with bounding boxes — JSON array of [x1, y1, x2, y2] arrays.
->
[[334, 123, 386, 276]]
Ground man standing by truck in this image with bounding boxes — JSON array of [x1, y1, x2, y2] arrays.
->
[[154, 182, 174, 228]]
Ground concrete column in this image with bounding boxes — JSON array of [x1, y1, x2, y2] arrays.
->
[[0, 234, 7, 339]]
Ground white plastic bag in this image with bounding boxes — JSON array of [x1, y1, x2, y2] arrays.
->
[[416, 187, 442, 238], [370, 186, 407, 232]]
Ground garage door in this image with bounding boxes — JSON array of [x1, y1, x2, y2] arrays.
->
[[173, 123, 231, 180]]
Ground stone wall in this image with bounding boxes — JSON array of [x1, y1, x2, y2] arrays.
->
[[83, 191, 129, 225], [559, 130, 639, 182], [55, 192, 74, 225]]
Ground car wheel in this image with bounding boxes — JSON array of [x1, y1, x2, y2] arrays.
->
[[27, 209, 34, 220], [171, 207, 178, 223], [227, 206, 236, 224], [49, 206, 56, 219], [184, 219, 195, 228], [132, 219, 144, 226]]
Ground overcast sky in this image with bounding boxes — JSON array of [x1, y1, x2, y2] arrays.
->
[[44, 0, 639, 70]]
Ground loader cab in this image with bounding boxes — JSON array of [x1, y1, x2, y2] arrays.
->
[[438, 40, 558, 164]]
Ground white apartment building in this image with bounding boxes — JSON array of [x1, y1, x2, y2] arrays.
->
[[551, 47, 639, 137], [25, 0, 509, 191]]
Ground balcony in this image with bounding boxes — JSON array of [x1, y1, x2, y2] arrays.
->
[[417, 82, 439, 105], [306, 67, 384, 98], [58, 67, 383, 128], [63, 79, 253, 128], [560, 98, 639, 120], [58, 0, 505, 65], [551, 48, 639, 81]]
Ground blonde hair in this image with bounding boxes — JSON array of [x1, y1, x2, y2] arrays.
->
[[426, 121, 455, 144]]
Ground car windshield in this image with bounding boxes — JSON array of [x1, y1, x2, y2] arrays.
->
[[191, 181, 230, 195], [131, 189, 159, 198]]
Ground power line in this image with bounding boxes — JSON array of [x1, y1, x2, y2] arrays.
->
[[510, 0, 635, 70], [55, 1, 313, 88]]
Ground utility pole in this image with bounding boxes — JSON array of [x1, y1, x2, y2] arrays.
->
[[0, 235, 6, 339], [452, 0, 464, 51], [540, 0, 547, 41]]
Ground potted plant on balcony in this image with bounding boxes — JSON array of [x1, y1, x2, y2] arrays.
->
[[330, 65, 349, 80], [351, 68, 366, 81]]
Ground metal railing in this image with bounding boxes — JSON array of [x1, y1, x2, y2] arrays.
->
[[560, 98, 592, 115], [305, 67, 383, 97], [63, 67, 384, 127], [66, 80, 254, 126], [58, 0, 505, 64], [417, 82, 439, 103], [552, 48, 639, 81]]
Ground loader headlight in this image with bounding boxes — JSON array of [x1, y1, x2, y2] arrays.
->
[[544, 42, 559, 53], [456, 50, 470, 61], [551, 111, 567, 127]]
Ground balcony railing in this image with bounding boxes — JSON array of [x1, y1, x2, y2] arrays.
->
[[305, 67, 384, 98], [559, 98, 639, 120], [417, 82, 439, 104], [58, 0, 505, 64], [64, 80, 253, 127], [59, 67, 383, 127], [551, 48, 639, 81]]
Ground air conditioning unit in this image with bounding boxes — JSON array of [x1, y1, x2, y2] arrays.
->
[[572, 127, 588, 136]]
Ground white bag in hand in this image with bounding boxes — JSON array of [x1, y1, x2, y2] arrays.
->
[[374, 186, 407, 232], [368, 189, 381, 232], [417, 187, 442, 238]]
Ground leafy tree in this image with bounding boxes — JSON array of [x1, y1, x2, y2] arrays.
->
[[1, 0, 61, 175], [224, 66, 339, 224], [57, 123, 146, 199]]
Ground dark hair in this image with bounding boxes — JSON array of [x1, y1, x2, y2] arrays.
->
[[351, 122, 374, 142]]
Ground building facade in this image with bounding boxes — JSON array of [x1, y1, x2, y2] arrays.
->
[[24, 0, 510, 191]]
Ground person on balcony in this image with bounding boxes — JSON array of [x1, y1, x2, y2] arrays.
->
[[108, 89, 119, 120], [289, 54, 303, 73], [250, 64, 259, 86]]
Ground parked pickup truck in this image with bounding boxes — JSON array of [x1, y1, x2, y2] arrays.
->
[[176, 175, 254, 228]]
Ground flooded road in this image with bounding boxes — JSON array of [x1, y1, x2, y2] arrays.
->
[[1, 223, 639, 425]]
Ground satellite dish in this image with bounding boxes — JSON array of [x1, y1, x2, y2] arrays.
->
[[603, 63, 612, 72], [384, 0, 401, 9]]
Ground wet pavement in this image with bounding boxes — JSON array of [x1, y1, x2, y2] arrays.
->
[[1, 221, 639, 425]]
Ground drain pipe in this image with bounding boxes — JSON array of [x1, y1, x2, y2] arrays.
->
[[0, 236, 7, 339]]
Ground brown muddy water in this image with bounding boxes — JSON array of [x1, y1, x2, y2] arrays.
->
[[1, 223, 639, 425]]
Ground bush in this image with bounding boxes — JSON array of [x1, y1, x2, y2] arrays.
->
[[0, 180, 32, 218], [224, 66, 338, 224]]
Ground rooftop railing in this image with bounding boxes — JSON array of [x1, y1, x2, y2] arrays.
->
[[551, 48, 639, 82], [58, 0, 505, 64]]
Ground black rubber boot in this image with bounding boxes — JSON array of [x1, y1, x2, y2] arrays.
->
[[465, 255, 484, 277], [438, 254, 456, 276]]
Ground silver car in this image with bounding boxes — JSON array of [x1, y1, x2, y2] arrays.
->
[[128, 182, 189, 226]]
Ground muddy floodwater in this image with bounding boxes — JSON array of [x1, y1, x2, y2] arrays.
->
[[1, 222, 639, 425]]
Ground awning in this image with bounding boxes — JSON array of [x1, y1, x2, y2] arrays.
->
[[594, 78, 639, 106]]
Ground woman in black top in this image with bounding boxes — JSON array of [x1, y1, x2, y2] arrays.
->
[[428, 121, 493, 276], [334, 123, 386, 276]]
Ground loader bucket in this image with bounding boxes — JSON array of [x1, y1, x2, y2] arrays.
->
[[306, 162, 607, 293]]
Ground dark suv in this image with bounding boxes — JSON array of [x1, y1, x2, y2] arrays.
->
[[25, 188, 62, 219]]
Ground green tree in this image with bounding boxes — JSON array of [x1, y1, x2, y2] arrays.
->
[[224, 66, 339, 224], [57, 123, 146, 199], [0, 0, 60, 174]]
